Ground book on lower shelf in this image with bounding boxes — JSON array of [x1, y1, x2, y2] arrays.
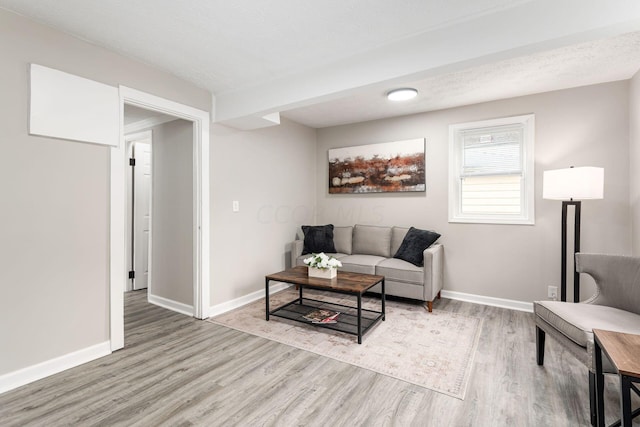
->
[[303, 309, 340, 324]]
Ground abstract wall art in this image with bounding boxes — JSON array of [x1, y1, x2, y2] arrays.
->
[[328, 138, 425, 194]]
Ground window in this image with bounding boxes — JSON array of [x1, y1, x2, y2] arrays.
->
[[449, 114, 535, 224]]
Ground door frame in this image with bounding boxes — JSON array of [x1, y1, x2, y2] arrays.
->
[[110, 86, 210, 351]]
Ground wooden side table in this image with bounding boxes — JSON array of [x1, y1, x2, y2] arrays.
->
[[593, 329, 640, 427]]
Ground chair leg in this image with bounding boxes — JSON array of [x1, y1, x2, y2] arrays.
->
[[536, 326, 545, 366]]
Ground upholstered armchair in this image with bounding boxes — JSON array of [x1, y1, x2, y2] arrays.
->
[[534, 253, 640, 426]]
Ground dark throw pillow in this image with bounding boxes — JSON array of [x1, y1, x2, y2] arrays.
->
[[301, 224, 336, 255], [393, 227, 441, 267]]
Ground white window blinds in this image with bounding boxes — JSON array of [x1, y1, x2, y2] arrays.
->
[[460, 124, 523, 177]]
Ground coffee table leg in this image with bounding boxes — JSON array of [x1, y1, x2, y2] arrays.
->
[[357, 295, 362, 344], [265, 278, 270, 321], [299, 284, 303, 304], [381, 278, 386, 321]]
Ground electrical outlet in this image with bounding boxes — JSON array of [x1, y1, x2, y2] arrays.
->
[[548, 285, 558, 300], [232, 200, 240, 212]]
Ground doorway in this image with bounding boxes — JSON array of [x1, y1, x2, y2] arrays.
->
[[124, 114, 196, 314], [110, 86, 210, 351]]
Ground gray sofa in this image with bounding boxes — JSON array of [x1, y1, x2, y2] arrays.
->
[[291, 224, 444, 311]]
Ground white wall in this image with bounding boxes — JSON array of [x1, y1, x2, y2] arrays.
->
[[151, 120, 193, 306], [630, 70, 640, 255], [1, 3, 634, 387], [210, 118, 317, 306], [316, 82, 631, 303], [0, 9, 210, 377], [0, 8, 318, 381]]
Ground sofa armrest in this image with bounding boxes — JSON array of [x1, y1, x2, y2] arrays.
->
[[423, 243, 444, 302], [291, 240, 304, 267]]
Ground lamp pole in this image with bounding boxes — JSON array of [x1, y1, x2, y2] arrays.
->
[[561, 200, 581, 302]]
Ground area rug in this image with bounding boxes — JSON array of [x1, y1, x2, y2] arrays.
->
[[207, 288, 483, 399]]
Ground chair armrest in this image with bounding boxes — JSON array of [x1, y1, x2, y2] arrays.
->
[[423, 243, 444, 301], [291, 240, 304, 267]]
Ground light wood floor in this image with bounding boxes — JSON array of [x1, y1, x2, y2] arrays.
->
[[1, 290, 638, 426]]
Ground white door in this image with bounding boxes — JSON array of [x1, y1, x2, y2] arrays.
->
[[133, 141, 152, 290]]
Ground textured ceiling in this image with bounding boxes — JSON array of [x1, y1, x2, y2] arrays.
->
[[2, 1, 640, 128], [282, 31, 640, 127]]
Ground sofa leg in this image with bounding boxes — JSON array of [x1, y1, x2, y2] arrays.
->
[[426, 301, 433, 312], [437, 291, 441, 299], [536, 326, 545, 366]]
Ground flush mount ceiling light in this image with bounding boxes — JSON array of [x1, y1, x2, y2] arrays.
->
[[387, 88, 418, 101]]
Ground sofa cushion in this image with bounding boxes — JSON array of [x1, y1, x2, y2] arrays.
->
[[393, 227, 441, 266], [301, 224, 336, 255], [339, 254, 386, 275], [375, 258, 423, 285], [535, 301, 640, 347], [352, 225, 392, 257], [333, 226, 353, 255], [391, 227, 409, 256]]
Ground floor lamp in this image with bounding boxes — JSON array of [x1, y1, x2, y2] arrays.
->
[[543, 166, 604, 302]]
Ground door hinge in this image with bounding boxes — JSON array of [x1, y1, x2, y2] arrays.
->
[[128, 270, 135, 279], [129, 158, 136, 166]]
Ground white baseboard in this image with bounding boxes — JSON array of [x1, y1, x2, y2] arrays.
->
[[148, 293, 194, 316], [208, 282, 292, 318], [441, 290, 533, 313], [205, 284, 533, 318], [0, 341, 111, 395]]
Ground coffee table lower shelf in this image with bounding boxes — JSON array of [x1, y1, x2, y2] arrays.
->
[[270, 297, 384, 341]]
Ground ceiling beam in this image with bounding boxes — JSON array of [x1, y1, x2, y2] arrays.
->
[[214, 0, 640, 129]]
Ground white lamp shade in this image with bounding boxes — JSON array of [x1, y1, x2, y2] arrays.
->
[[543, 166, 604, 200]]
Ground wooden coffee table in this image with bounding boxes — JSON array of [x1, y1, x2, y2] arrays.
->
[[265, 266, 385, 344]]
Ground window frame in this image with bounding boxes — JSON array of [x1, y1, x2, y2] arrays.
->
[[448, 114, 535, 225]]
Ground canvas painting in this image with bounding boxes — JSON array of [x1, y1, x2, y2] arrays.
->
[[328, 138, 425, 194]]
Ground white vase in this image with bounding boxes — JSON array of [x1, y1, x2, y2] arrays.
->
[[308, 266, 337, 279]]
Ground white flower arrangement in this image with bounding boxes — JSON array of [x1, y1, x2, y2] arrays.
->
[[303, 252, 343, 270]]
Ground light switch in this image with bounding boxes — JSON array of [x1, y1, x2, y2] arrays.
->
[[232, 200, 240, 212]]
